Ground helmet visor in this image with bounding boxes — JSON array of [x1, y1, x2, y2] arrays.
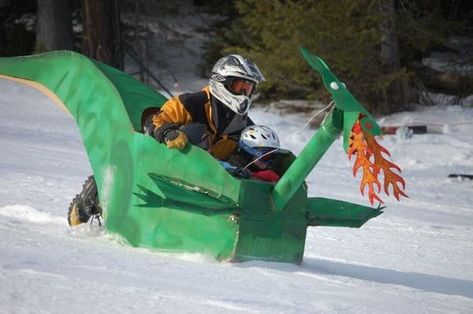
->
[[226, 77, 255, 96]]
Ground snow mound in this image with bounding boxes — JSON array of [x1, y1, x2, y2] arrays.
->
[[0, 204, 65, 225]]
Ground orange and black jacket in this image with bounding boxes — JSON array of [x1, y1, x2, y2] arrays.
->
[[152, 86, 252, 160]]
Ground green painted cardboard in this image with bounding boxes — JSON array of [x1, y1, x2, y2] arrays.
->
[[0, 49, 382, 263]]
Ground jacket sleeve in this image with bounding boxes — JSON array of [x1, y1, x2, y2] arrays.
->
[[151, 96, 193, 142]]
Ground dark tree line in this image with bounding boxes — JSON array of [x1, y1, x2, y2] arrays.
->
[[1, 0, 472, 113], [198, 0, 473, 113], [1, 0, 122, 69], [36, 0, 122, 69]]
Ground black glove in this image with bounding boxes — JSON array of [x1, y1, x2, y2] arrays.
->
[[229, 167, 252, 179], [163, 129, 188, 149], [154, 123, 188, 150]]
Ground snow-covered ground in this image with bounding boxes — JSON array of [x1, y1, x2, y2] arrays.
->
[[1, 77, 473, 313]]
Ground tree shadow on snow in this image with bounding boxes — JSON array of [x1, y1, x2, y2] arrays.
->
[[300, 257, 473, 299]]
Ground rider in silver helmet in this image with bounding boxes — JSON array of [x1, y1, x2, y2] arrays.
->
[[150, 54, 265, 161], [225, 125, 284, 182], [209, 54, 265, 115]]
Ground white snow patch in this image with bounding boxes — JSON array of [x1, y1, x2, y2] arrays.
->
[[0, 204, 65, 225], [1, 71, 473, 313]]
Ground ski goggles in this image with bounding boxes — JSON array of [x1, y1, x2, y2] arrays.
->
[[225, 77, 256, 96]]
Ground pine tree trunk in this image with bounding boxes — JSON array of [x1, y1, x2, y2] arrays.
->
[[36, 0, 74, 52], [379, 0, 404, 111], [81, 0, 123, 69]]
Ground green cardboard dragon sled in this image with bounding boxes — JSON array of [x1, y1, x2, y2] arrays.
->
[[0, 48, 407, 263]]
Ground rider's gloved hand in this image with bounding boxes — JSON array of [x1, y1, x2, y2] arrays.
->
[[219, 161, 251, 179], [233, 167, 251, 179], [153, 123, 188, 150], [164, 129, 188, 149]]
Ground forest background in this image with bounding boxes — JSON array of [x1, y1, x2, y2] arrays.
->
[[1, 0, 472, 114]]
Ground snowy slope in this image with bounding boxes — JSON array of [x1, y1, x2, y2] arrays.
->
[[1, 77, 473, 313]]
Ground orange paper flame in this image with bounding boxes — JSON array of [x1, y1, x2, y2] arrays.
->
[[348, 116, 408, 205]]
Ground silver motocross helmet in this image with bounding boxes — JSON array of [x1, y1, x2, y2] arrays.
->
[[209, 54, 265, 115], [239, 125, 281, 163], [240, 125, 280, 150]]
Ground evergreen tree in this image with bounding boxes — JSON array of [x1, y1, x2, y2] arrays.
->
[[206, 0, 463, 113]]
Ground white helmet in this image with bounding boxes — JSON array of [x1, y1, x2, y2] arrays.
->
[[209, 54, 265, 115], [239, 125, 280, 161]]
